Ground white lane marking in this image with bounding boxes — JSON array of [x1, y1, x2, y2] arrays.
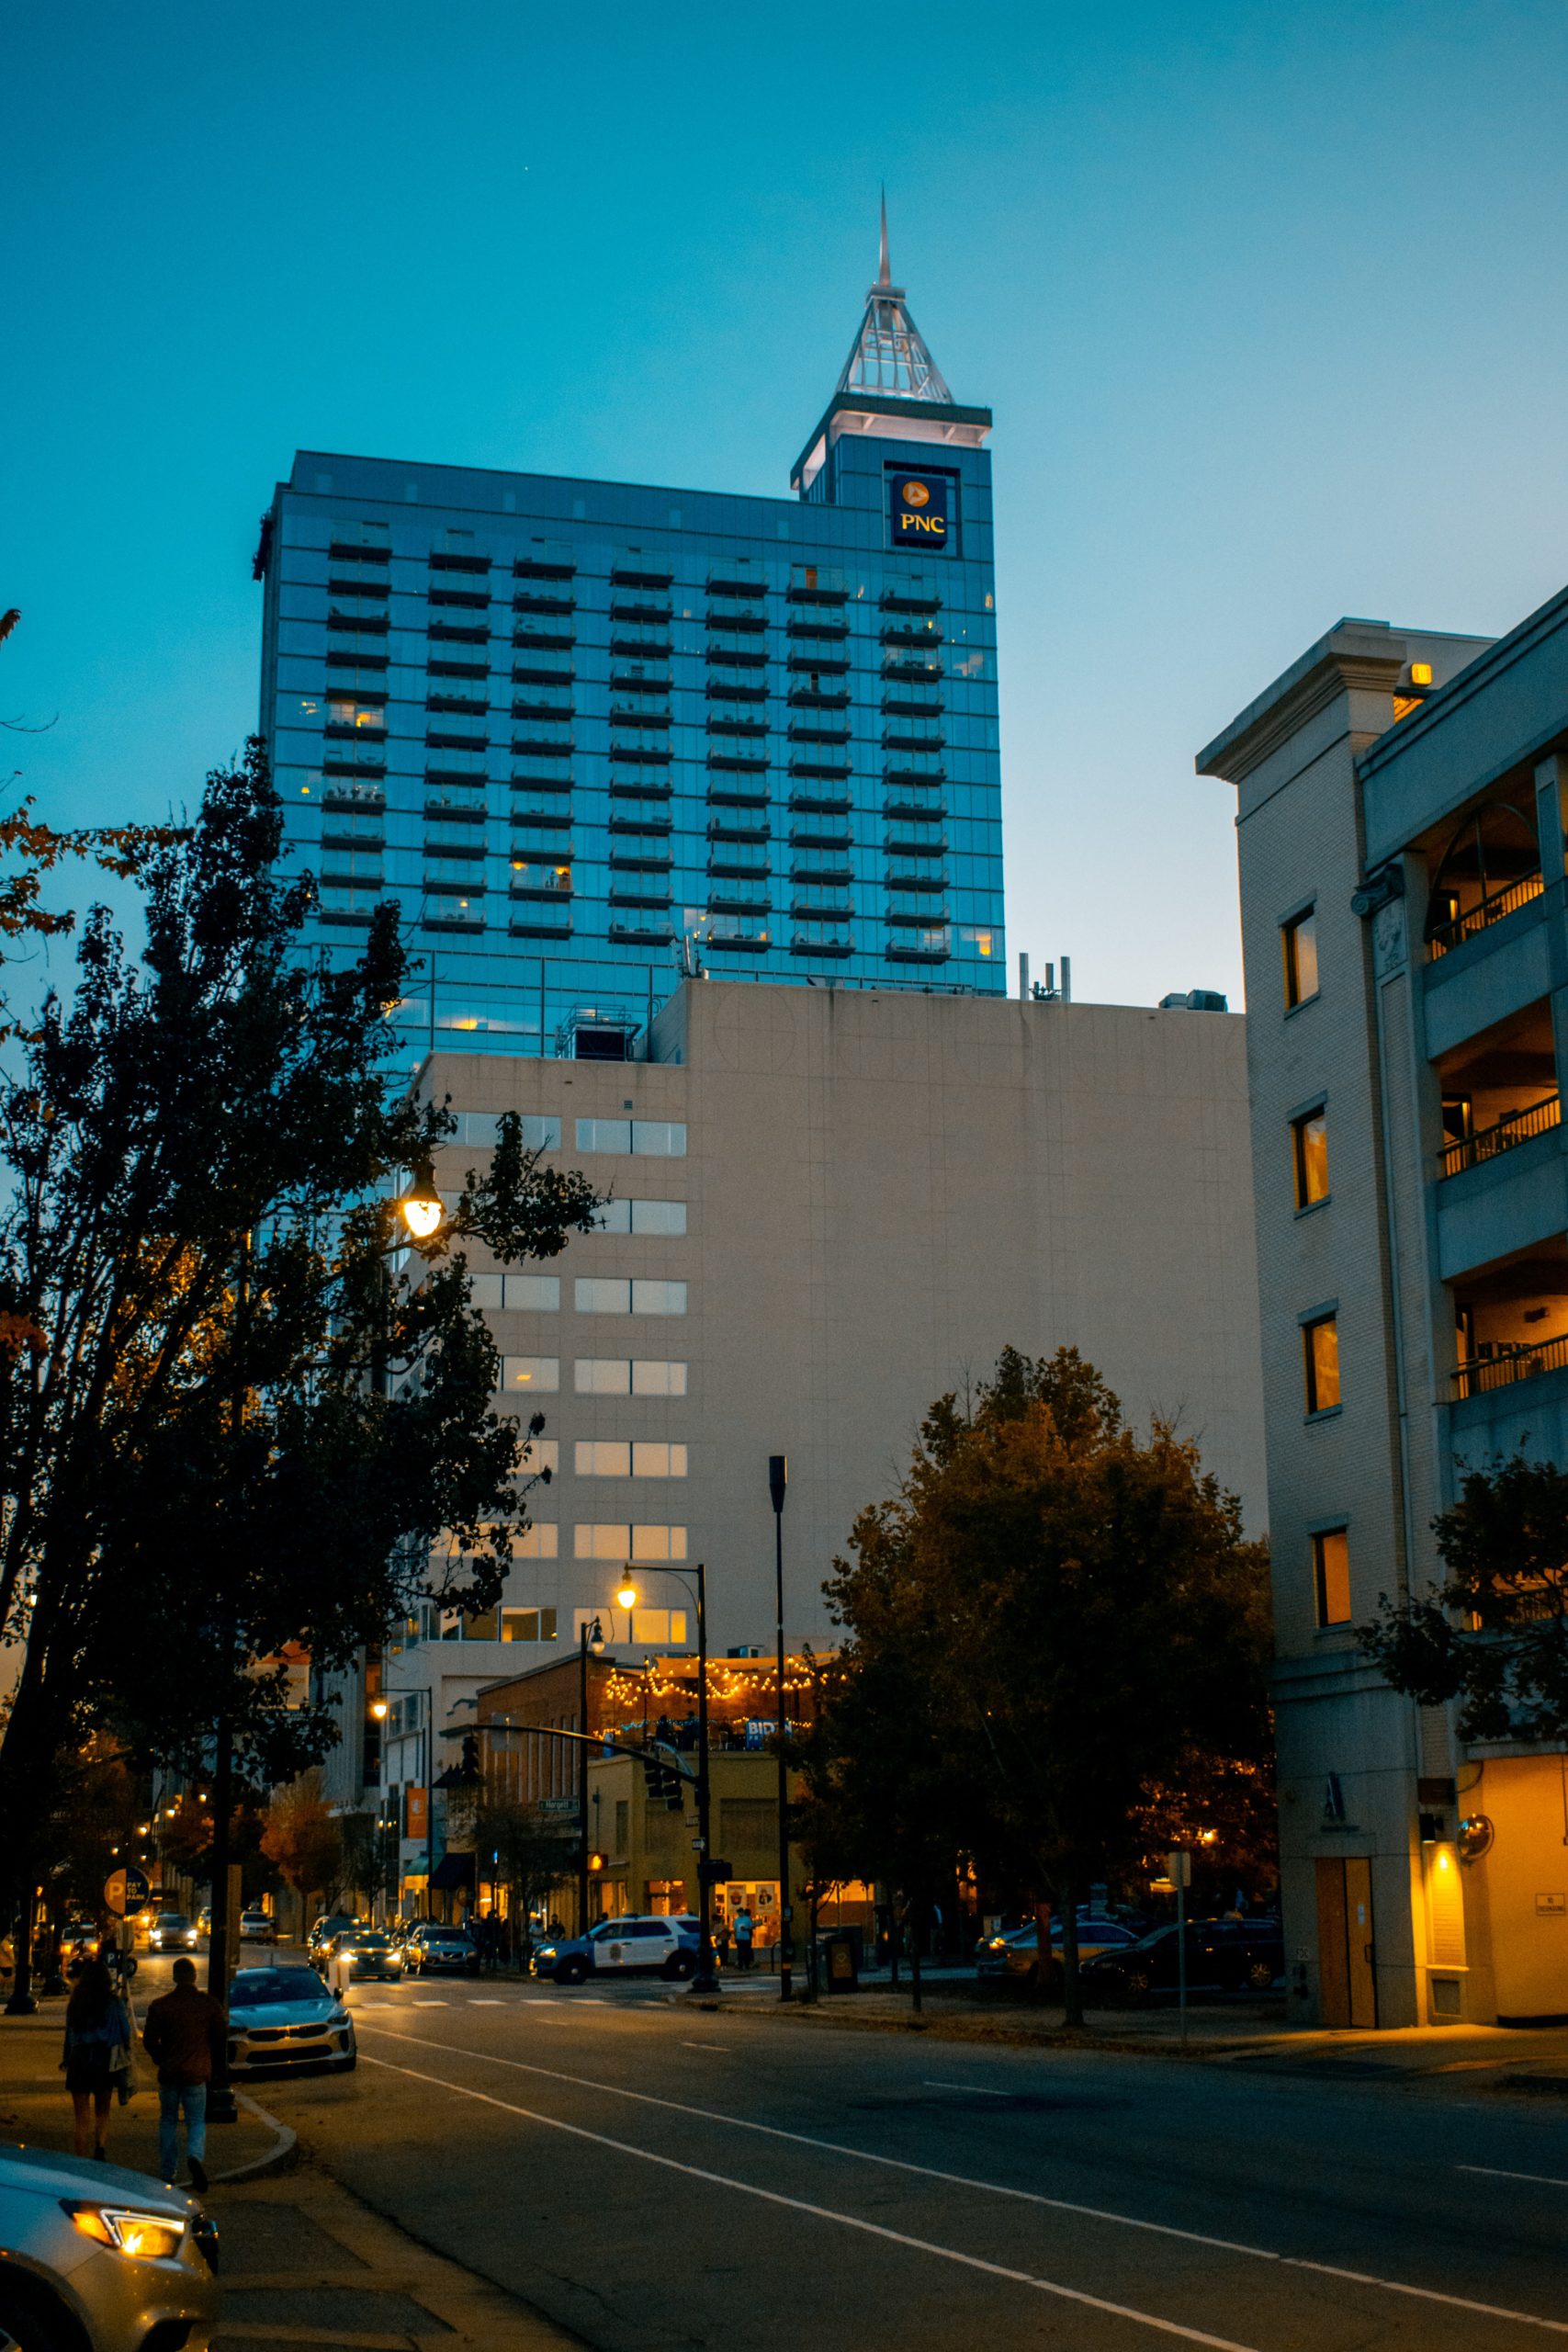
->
[[1460, 2165, 1568, 2189], [358, 2052, 1258, 2352], [412, 1998, 448, 2007], [356, 2024, 1568, 2337], [682, 2041, 728, 2053], [926, 2082, 1010, 2096], [469, 1998, 505, 2006]]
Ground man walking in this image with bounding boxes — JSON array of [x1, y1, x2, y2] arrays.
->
[[141, 1956, 226, 2191]]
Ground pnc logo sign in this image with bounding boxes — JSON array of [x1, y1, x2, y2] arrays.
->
[[888, 470, 953, 551]]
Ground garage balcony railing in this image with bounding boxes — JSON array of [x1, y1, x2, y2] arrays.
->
[[1427, 871, 1543, 959], [1454, 1329, 1568, 1397], [1439, 1093, 1561, 1179]]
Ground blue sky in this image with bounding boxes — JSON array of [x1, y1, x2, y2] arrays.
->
[[8, 0, 1568, 1008]]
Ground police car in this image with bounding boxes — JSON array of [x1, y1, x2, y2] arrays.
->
[[532, 1914, 699, 1984]]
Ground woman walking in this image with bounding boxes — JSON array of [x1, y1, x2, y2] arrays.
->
[[62, 1957, 131, 2160]]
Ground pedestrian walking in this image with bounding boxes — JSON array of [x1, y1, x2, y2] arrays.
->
[[141, 1955, 226, 2192], [732, 1905, 754, 1972], [61, 1958, 132, 2160], [715, 1919, 731, 1968]]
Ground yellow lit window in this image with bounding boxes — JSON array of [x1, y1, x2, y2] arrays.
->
[[1313, 1529, 1351, 1625], [1292, 1107, 1329, 1209], [1281, 907, 1319, 1009], [1303, 1314, 1340, 1415]]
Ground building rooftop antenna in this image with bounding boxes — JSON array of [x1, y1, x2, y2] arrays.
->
[[837, 194, 953, 404]]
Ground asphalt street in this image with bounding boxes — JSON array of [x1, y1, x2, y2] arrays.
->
[[175, 1946, 1568, 2352]]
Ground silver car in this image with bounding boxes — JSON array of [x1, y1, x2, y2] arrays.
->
[[0, 2143, 219, 2352], [226, 1963, 356, 2075]]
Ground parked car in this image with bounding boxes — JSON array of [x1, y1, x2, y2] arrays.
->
[[226, 1964, 357, 2075], [59, 1919, 102, 1973], [0, 2143, 219, 2352], [148, 1912, 198, 1953], [403, 1924, 479, 1977], [328, 1928, 404, 1981], [239, 1909, 276, 1944], [975, 1914, 1143, 1995], [306, 1913, 361, 1964], [1078, 1918, 1286, 2006], [533, 1915, 698, 1985]]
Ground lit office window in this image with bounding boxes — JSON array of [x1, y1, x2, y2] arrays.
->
[[1303, 1314, 1340, 1415], [574, 1522, 687, 1561], [1282, 907, 1319, 1009], [1312, 1530, 1351, 1626], [502, 1355, 559, 1393], [632, 1610, 687, 1645], [500, 1607, 558, 1642], [510, 1523, 558, 1557], [1291, 1108, 1329, 1209], [573, 1442, 688, 1478]]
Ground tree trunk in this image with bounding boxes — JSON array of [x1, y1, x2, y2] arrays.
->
[[909, 1893, 923, 2014], [1059, 1863, 1083, 2028]]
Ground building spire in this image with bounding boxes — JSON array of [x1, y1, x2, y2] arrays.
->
[[836, 197, 953, 404]]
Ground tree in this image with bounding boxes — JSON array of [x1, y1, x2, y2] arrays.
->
[[1359, 1453, 1568, 1743], [261, 1772, 345, 1907], [469, 1778, 576, 1952], [819, 1347, 1273, 2024], [0, 742, 603, 1935]]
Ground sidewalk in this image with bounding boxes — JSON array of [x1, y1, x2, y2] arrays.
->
[[703, 1973, 1568, 2082], [1, 2008, 574, 2352]]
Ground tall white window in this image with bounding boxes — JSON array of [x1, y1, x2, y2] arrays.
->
[[573, 1358, 688, 1395], [592, 1198, 688, 1236], [574, 1442, 688, 1478], [574, 1278, 687, 1316], [573, 1523, 688, 1560], [502, 1355, 559, 1392]]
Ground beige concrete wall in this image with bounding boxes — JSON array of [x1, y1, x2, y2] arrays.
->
[[425, 981, 1265, 1656]]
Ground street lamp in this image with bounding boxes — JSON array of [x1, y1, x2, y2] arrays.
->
[[577, 1615, 604, 1935], [398, 1170, 445, 1241], [618, 1563, 717, 1995], [769, 1455, 792, 2003]]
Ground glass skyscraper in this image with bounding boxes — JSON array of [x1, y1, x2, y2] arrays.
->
[[256, 231, 1004, 1063]]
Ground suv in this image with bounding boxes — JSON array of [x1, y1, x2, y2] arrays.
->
[[975, 1914, 1142, 1996], [240, 1908, 276, 1943], [307, 1913, 360, 1964], [534, 1915, 697, 1985], [403, 1924, 479, 1976]]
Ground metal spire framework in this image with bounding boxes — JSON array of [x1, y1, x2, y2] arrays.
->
[[836, 196, 954, 404]]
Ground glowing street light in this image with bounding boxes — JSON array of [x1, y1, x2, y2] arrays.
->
[[399, 1175, 445, 1241]]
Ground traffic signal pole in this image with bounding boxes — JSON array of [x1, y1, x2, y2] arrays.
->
[[769, 1457, 791, 2003]]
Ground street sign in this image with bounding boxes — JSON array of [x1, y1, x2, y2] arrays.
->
[[103, 1866, 150, 1917], [1166, 1849, 1192, 1889]]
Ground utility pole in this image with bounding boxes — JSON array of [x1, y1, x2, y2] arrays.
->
[[691, 1562, 718, 1995], [769, 1456, 792, 2002], [577, 1617, 603, 1933]]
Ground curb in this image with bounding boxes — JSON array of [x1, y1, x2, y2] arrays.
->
[[209, 2090, 298, 2185]]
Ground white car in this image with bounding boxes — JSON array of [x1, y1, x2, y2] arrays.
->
[[0, 2145, 219, 2352], [226, 1964, 356, 2075], [534, 1914, 698, 1984], [239, 1909, 276, 1943]]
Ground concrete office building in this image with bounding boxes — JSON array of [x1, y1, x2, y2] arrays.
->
[[359, 977, 1268, 1884], [255, 217, 1006, 1064], [1200, 592, 1568, 2028]]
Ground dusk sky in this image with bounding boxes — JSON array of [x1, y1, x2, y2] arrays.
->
[[10, 1, 1568, 1008]]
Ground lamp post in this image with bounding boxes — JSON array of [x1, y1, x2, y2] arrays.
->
[[617, 1562, 717, 1994], [577, 1616, 604, 1934], [768, 1455, 792, 2002]]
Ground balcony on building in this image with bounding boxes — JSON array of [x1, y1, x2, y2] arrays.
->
[[1434, 999, 1562, 1280], [1451, 1236, 1568, 1402], [1418, 789, 1553, 1060]]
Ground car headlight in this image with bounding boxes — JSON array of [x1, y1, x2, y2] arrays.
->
[[65, 2203, 186, 2261]]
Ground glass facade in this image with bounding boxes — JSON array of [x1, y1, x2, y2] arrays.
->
[[258, 389, 1004, 1064]]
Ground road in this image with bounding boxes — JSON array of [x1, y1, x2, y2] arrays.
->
[[149, 1947, 1568, 2351]]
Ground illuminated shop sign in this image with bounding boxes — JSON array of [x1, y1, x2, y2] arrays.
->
[[887, 469, 953, 553]]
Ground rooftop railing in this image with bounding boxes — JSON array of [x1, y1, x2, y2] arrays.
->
[[1454, 1329, 1568, 1397], [1427, 871, 1543, 959], [1439, 1093, 1562, 1179]]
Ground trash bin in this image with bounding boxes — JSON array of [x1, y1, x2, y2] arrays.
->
[[821, 1930, 860, 1993]]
